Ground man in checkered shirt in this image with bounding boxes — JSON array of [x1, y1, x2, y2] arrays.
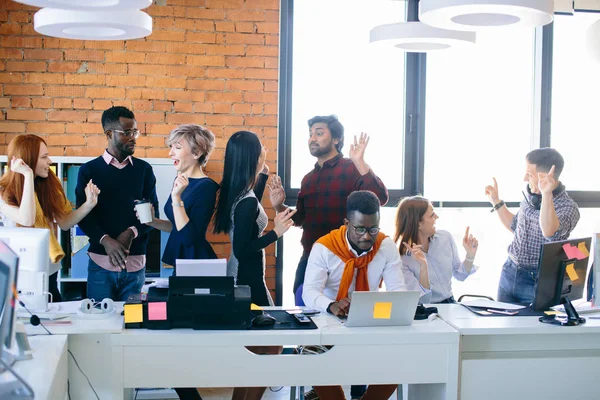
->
[[268, 115, 388, 300], [485, 148, 580, 305]]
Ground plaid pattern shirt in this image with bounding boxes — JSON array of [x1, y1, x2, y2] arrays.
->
[[293, 154, 388, 253], [508, 189, 580, 266]]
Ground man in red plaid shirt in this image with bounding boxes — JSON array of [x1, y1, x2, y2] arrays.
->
[[269, 115, 388, 302]]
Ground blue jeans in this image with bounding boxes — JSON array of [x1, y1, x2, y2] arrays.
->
[[87, 259, 146, 302], [497, 257, 538, 305]]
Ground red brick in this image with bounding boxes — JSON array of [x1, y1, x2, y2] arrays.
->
[[195, 20, 214, 31], [153, 101, 172, 111], [148, 30, 185, 42], [186, 79, 225, 91], [264, 57, 278, 69], [265, 10, 279, 21], [247, 0, 279, 10], [145, 148, 170, 158], [145, 76, 186, 89], [128, 64, 168, 76], [140, 89, 165, 100], [146, 123, 177, 134], [166, 113, 205, 125], [265, 35, 278, 46], [226, 79, 263, 91], [132, 100, 153, 111], [64, 74, 106, 85], [73, 98, 92, 109], [246, 45, 278, 57], [87, 63, 127, 75], [205, 0, 243, 8], [48, 110, 86, 122], [48, 62, 80, 73], [87, 111, 102, 123], [264, 104, 277, 115], [45, 86, 86, 98], [213, 103, 231, 114], [232, 103, 251, 114], [92, 100, 112, 110], [173, 102, 192, 113], [53, 99, 72, 109], [251, 104, 263, 114], [24, 73, 64, 84], [84, 40, 125, 50], [11, 97, 30, 108], [153, 17, 175, 29], [205, 115, 244, 126], [0, 60, 4, 71], [112, 100, 131, 109], [226, 33, 264, 45], [64, 50, 105, 62], [264, 81, 278, 92], [0, 72, 22, 83], [126, 41, 166, 53], [245, 68, 278, 80], [6, 61, 46, 72], [187, 55, 225, 67], [205, 45, 245, 56], [256, 22, 279, 34], [65, 147, 105, 157], [27, 123, 65, 134], [174, 7, 224, 20], [5, 84, 43, 96], [186, 32, 217, 43], [46, 135, 86, 146], [31, 98, 52, 108], [205, 92, 243, 103], [65, 123, 98, 134], [193, 102, 212, 113], [24, 49, 63, 61], [205, 68, 244, 79], [85, 135, 107, 148], [7, 109, 45, 120], [244, 92, 277, 103], [146, 4, 175, 16], [0, 11, 9, 22], [216, 22, 235, 32], [235, 22, 255, 33], [106, 75, 146, 87], [226, 56, 263, 68], [227, 10, 265, 21], [145, 53, 186, 65], [135, 112, 165, 123], [165, 90, 204, 102], [105, 52, 146, 64], [164, 42, 206, 55], [0, 122, 25, 132], [1, 36, 41, 48], [0, 48, 22, 59], [85, 87, 126, 99], [245, 115, 277, 126], [9, 11, 30, 23], [168, 65, 205, 77], [0, 98, 10, 108], [43, 38, 84, 49]]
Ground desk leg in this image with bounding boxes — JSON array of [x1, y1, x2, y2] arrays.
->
[[406, 341, 459, 400], [111, 346, 132, 400]]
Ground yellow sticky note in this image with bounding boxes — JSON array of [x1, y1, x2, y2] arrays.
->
[[545, 311, 560, 316], [250, 303, 263, 311], [566, 263, 579, 281], [373, 302, 392, 319], [124, 304, 143, 323], [578, 242, 590, 257]]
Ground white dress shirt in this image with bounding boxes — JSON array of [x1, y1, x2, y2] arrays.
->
[[302, 235, 405, 312], [401, 230, 478, 303]]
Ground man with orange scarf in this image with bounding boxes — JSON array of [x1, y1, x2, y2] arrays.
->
[[303, 191, 403, 400]]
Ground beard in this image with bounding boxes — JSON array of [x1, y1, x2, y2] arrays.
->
[[309, 142, 334, 157]]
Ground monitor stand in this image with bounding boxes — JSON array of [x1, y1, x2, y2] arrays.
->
[[539, 296, 586, 326]]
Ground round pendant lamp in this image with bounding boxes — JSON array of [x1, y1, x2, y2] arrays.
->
[[34, 8, 152, 40], [419, 0, 554, 30], [13, 0, 152, 10], [370, 21, 476, 52]]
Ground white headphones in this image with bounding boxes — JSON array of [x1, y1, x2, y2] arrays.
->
[[77, 298, 116, 319]]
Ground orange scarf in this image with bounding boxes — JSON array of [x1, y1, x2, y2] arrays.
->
[[316, 225, 386, 301]]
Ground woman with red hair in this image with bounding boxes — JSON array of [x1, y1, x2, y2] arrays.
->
[[0, 134, 100, 302]]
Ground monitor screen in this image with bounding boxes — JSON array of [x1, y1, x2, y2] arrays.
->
[[0, 238, 18, 351], [532, 237, 592, 311]]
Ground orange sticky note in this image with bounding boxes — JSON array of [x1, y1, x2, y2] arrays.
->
[[373, 302, 392, 319], [566, 263, 579, 281], [148, 302, 167, 321], [124, 304, 143, 323], [578, 242, 590, 257]]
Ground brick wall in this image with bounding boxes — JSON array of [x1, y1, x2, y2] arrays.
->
[[0, 0, 281, 298]]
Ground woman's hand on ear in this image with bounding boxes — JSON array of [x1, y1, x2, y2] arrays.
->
[[10, 157, 33, 176]]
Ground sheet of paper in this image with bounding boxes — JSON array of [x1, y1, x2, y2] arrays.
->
[[565, 263, 579, 281], [373, 302, 392, 319], [148, 302, 167, 321], [578, 242, 590, 257], [461, 299, 526, 310], [124, 304, 143, 323]]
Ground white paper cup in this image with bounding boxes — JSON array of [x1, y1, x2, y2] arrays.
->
[[135, 201, 152, 224]]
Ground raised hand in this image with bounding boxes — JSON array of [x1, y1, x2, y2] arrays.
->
[[349, 132, 370, 162], [267, 175, 286, 210], [462, 226, 478, 259], [84, 180, 101, 208], [273, 207, 297, 237], [10, 157, 33, 176], [171, 173, 189, 198], [403, 242, 428, 267], [537, 165, 557, 196], [484, 177, 500, 205]]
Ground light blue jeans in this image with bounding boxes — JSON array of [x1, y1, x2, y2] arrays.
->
[[86, 259, 145, 302], [497, 257, 538, 305]]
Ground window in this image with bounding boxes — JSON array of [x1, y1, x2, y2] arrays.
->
[[289, 0, 407, 189], [424, 28, 537, 202], [551, 13, 600, 191]]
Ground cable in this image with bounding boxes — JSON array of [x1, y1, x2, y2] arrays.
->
[[17, 299, 52, 335], [68, 350, 101, 400], [0, 355, 35, 398], [269, 386, 284, 392], [67, 380, 72, 400], [134, 388, 139, 400]]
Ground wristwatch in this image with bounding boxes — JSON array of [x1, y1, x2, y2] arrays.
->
[[172, 201, 184, 207], [326, 302, 335, 314], [490, 200, 505, 213]]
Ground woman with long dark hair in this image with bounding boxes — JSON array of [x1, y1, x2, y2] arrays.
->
[[394, 196, 479, 304], [0, 134, 100, 301]]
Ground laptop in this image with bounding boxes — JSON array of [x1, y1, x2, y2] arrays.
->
[[340, 290, 421, 327]]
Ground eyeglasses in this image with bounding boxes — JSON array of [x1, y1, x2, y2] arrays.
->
[[113, 129, 141, 139], [349, 224, 380, 236]]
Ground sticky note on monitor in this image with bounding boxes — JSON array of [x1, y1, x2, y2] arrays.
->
[[373, 302, 392, 319], [251, 303, 263, 311], [578, 242, 590, 257], [566, 263, 579, 281], [124, 303, 143, 323], [148, 302, 167, 321]]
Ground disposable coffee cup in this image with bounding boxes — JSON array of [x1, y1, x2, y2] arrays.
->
[[134, 200, 152, 224]]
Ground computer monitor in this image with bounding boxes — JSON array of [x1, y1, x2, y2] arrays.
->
[[0, 238, 18, 368], [0, 228, 50, 312], [533, 237, 592, 325]]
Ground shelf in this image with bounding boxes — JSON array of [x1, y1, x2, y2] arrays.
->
[[59, 278, 87, 282]]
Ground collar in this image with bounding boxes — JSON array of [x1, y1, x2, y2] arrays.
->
[[102, 150, 133, 166], [314, 153, 342, 170], [345, 231, 374, 258]]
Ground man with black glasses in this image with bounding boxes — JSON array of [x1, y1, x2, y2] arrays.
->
[[76, 106, 159, 302]]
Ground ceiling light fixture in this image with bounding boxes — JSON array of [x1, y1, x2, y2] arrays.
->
[[370, 21, 476, 52], [13, 0, 152, 11], [419, 0, 554, 30], [34, 8, 152, 41]]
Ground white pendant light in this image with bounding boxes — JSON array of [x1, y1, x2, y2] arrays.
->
[[13, 0, 152, 11], [370, 21, 476, 52], [34, 8, 152, 40], [586, 19, 600, 62], [419, 0, 554, 30]]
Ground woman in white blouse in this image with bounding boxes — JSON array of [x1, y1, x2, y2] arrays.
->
[[393, 196, 479, 303]]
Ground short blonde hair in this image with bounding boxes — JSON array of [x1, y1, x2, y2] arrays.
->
[[166, 124, 215, 167]]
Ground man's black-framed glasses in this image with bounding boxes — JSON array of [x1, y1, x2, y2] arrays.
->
[[349, 224, 380, 236]]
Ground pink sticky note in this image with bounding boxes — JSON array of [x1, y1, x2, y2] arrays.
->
[[148, 302, 167, 321], [562, 244, 587, 260]]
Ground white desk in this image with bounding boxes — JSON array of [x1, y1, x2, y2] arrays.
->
[[6, 335, 68, 400], [436, 304, 600, 400]]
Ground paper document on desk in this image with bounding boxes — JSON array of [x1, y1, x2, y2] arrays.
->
[[461, 299, 526, 310], [176, 258, 227, 277]]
